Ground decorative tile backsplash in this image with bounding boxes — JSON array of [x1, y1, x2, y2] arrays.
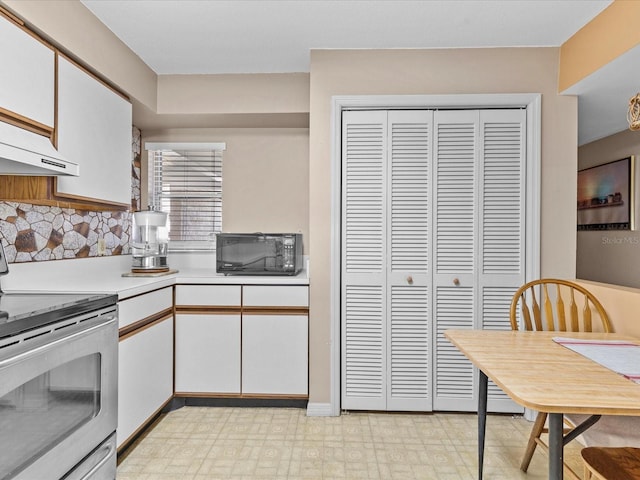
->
[[0, 126, 141, 263], [0, 204, 131, 262]]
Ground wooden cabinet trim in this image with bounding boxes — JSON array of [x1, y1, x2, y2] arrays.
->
[[174, 305, 308, 315], [0, 109, 53, 138], [242, 306, 309, 315], [119, 309, 173, 340], [0, 174, 130, 210], [175, 305, 242, 315], [0, 5, 23, 26]]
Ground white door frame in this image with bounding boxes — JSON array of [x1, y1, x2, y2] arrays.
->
[[328, 94, 541, 416]]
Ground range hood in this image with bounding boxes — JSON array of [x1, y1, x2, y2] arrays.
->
[[0, 121, 79, 176]]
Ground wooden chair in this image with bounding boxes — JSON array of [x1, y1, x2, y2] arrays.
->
[[510, 278, 612, 480], [582, 446, 640, 480]]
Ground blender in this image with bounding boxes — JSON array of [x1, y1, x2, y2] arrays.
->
[[131, 207, 169, 273]]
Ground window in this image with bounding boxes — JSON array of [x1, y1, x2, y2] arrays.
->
[[146, 142, 226, 251]]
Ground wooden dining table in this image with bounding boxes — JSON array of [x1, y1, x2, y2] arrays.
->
[[444, 329, 640, 480]]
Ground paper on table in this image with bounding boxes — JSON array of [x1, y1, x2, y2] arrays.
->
[[553, 337, 640, 384]]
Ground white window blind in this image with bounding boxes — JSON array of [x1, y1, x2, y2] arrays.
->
[[146, 142, 226, 251]]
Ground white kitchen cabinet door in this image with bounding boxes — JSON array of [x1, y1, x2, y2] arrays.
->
[[175, 314, 241, 394], [57, 56, 132, 205], [118, 316, 173, 449], [242, 314, 308, 395], [0, 15, 54, 128]]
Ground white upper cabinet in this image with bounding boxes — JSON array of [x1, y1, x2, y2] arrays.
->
[[57, 56, 132, 205], [0, 15, 55, 128]]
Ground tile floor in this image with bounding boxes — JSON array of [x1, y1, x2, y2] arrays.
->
[[117, 407, 584, 479]]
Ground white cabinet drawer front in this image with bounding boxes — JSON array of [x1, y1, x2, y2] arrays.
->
[[243, 286, 309, 307], [118, 287, 173, 329], [118, 317, 173, 448], [175, 285, 241, 306], [175, 314, 241, 393]]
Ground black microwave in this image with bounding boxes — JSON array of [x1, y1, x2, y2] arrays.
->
[[216, 233, 303, 275]]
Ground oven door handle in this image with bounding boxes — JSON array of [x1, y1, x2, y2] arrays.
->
[[0, 315, 116, 368], [78, 440, 116, 480]]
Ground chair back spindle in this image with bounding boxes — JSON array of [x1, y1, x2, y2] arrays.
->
[[544, 284, 555, 331], [556, 284, 567, 331], [570, 289, 579, 331]]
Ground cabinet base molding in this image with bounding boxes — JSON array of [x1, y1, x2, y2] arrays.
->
[[306, 402, 337, 417], [169, 395, 308, 409]]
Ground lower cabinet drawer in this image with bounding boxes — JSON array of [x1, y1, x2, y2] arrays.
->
[[242, 285, 308, 307], [175, 285, 241, 307], [118, 287, 172, 329]]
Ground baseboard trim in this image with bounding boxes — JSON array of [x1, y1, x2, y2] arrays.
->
[[306, 402, 336, 417]]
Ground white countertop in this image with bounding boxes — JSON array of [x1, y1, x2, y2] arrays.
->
[[1, 254, 309, 300]]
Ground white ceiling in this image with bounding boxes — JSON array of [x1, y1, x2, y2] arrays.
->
[[80, 0, 637, 144]]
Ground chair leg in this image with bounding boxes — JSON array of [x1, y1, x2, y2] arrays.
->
[[521, 411, 548, 472]]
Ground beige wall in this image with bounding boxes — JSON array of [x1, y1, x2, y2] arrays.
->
[[308, 47, 579, 404], [142, 128, 309, 249], [157, 74, 310, 115], [578, 280, 640, 337], [577, 129, 640, 288]]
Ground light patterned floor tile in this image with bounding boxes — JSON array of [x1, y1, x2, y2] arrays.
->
[[117, 407, 585, 479]]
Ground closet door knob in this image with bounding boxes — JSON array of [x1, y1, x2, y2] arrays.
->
[[453, 278, 460, 286], [407, 276, 414, 285]]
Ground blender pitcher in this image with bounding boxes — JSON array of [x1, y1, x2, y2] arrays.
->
[[131, 207, 169, 272]]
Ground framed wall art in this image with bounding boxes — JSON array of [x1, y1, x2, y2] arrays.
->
[[577, 156, 635, 230]]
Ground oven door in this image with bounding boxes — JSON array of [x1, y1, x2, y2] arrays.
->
[[0, 311, 117, 480]]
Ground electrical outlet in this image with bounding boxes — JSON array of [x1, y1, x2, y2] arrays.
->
[[97, 238, 106, 256]]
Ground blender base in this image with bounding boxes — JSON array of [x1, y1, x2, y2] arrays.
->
[[122, 269, 179, 277]]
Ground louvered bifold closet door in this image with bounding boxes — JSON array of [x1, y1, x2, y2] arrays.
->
[[432, 110, 479, 412], [479, 109, 526, 413], [341, 110, 388, 410], [432, 109, 527, 413], [386, 111, 432, 411]]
